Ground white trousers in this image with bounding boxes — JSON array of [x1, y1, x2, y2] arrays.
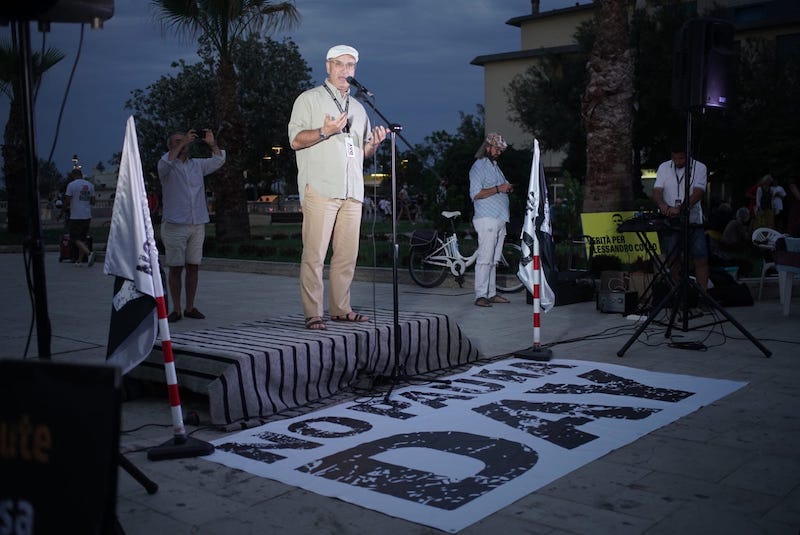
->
[[473, 217, 506, 300]]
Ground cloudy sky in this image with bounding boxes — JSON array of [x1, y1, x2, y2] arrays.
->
[[0, 0, 584, 176]]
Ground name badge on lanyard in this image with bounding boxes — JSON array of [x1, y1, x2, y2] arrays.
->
[[344, 135, 355, 158]]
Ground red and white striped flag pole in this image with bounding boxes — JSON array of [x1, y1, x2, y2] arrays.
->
[[106, 116, 213, 461], [131, 120, 213, 461], [531, 237, 545, 350], [515, 139, 554, 361], [146, 251, 215, 460], [151, 260, 186, 437]]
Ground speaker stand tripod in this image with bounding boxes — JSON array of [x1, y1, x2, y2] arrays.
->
[[618, 110, 770, 358]]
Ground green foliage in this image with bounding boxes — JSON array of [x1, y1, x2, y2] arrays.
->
[[723, 38, 800, 203], [38, 158, 65, 198], [1, 39, 66, 232], [402, 108, 486, 230], [0, 39, 66, 99], [506, 4, 800, 209], [150, 0, 300, 59], [235, 35, 312, 193], [126, 56, 217, 185], [550, 172, 584, 241], [506, 20, 593, 181], [629, 6, 688, 167], [125, 35, 312, 193], [148, 0, 302, 242]]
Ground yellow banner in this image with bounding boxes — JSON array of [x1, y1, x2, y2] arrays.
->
[[580, 211, 661, 265]]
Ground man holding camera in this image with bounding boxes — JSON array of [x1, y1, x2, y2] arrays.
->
[[158, 128, 226, 323]]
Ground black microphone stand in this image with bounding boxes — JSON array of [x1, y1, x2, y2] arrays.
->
[[354, 89, 449, 401], [12, 19, 52, 358]]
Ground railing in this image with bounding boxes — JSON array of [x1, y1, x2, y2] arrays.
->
[[247, 200, 302, 214], [1, 199, 301, 225]]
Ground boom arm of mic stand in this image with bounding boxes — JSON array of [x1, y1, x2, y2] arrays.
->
[[357, 96, 413, 150]]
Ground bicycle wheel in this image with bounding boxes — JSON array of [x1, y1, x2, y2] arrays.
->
[[496, 242, 524, 293], [408, 248, 449, 288]]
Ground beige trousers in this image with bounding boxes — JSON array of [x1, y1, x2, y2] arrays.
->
[[300, 185, 362, 319]]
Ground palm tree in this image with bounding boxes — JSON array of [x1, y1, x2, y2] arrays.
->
[[151, 0, 300, 241], [581, 0, 635, 212], [0, 39, 65, 233]]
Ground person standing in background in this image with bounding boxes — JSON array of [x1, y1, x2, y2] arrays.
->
[[653, 142, 709, 289], [63, 168, 96, 266], [753, 174, 775, 230], [469, 132, 513, 307], [785, 176, 800, 236], [158, 128, 226, 323], [771, 177, 787, 232]]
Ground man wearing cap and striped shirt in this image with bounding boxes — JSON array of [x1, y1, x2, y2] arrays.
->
[[470, 132, 514, 307], [288, 44, 387, 330]]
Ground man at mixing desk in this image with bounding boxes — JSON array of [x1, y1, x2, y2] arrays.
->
[[653, 142, 709, 290]]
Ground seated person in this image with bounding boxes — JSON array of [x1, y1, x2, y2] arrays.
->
[[717, 207, 756, 277], [721, 207, 752, 252]]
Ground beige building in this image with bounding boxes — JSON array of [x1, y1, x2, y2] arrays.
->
[[471, 1, 594, 172], [471, 0, 800, 174]]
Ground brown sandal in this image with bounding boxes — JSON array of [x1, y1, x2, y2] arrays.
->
[[330, 312, 369, 323], [305, 317, 327, 330]]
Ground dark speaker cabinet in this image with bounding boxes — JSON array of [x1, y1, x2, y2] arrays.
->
[[671, 18, 737, 111]]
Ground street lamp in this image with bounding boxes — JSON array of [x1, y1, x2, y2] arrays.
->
[[71, 154, 81, 170]]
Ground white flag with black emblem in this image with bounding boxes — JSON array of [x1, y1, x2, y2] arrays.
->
[[518, 139, 556, 312], [104, 116, 158, 375]]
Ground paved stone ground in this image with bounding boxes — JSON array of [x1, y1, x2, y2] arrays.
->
[[1, 251, 798, 534]]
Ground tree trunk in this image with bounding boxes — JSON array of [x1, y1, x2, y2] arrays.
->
[[581, 0, 635, 213], [3, 98, 29, 234], [213, 56, 250, 242]]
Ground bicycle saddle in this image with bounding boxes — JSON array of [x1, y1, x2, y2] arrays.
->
[[441, 211, 461, 219]]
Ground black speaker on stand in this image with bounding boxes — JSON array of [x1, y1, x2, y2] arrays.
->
[[671, 18, 737, 111], [619, 18, 770, 358]]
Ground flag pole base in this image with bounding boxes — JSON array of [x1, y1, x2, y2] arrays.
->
[[513, 346, 553, 361], [147, 435, 214, 461]]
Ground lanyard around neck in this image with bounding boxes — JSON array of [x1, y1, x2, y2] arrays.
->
[[673, 161, 691, 188], [322, 83, 350, 133]]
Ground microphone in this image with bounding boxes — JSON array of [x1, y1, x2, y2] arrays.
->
[[346, 76, 373, 97]]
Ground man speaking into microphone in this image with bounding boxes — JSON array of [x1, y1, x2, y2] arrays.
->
[[288, 44, 387, 331]]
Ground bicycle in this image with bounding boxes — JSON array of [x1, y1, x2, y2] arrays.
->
[[407, 210, 524, 292]]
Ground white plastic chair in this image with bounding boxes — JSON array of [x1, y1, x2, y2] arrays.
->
[[751, 227, 784, 300], [775, 237, 800, 316]]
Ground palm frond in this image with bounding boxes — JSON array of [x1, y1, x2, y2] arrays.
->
[[150, 0, 300, 57]]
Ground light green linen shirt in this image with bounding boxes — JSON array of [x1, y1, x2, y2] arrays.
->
[[288, 80, 372, 203]]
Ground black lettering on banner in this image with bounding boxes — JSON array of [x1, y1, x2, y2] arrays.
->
[[508, 361, 576, 375], [400, 390, 473, 409], [473, 400, 659, 449], [288, 416, 372, 439], [529, 369, 694, 402], [471, 368, 544, 384], [428, 378, 505, 395], [348, 399, 417, 420], [216, 431, 323, 464], [296, 431, 538, 510]]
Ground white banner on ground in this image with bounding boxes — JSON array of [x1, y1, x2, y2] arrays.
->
[[205, 358, 745, 533]]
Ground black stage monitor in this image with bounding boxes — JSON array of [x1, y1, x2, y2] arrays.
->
[[0, 359, 122, 534]]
